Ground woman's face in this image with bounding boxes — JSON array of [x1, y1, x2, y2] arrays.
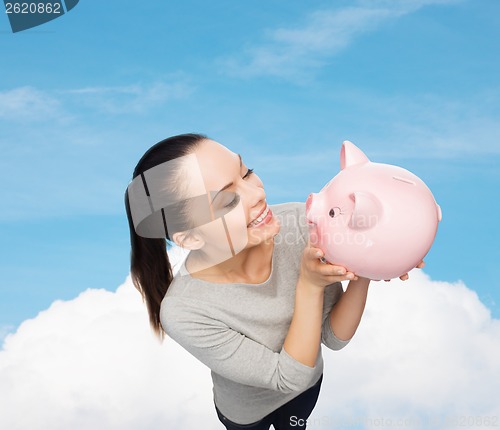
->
[[181, 139, 280, 260]]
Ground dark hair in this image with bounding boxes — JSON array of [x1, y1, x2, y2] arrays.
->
[[124, 133, 207, 341]]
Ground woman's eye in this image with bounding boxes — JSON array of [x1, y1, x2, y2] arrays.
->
[[243, 168, 254, 179], [221, 169, 253, 209], [225, 194, 240, 209]]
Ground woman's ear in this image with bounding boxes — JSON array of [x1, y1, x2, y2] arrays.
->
[[172, 231, 205, 250]]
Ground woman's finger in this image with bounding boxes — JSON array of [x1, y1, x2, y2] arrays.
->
[[316, 262, 356, 279], [328, 264, 347, 275], [316, 260, 356, 279]]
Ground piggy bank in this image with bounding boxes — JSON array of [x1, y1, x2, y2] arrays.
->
[[305, 141, 442, 280]]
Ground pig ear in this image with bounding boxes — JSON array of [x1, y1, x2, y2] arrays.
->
[[349, 191, 382, 230], [340, 140, 370, 170]]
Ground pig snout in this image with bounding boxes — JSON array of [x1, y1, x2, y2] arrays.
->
[[305, 193, 321, 225], [305, 193, 313, 218]]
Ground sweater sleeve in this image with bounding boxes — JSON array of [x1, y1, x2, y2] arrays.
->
[[321, 282, 352, 350], [160, 296, 319, 394]]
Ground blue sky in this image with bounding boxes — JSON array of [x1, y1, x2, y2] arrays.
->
[[1, 0, 499, 336]]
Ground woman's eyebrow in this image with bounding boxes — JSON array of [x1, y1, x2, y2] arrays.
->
[[212, 154, 242, 202]]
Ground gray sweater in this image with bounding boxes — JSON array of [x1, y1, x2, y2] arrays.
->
[[160, 202, 350, 425]]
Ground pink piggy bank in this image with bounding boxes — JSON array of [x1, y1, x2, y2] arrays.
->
[[305, 141, 442, 280]]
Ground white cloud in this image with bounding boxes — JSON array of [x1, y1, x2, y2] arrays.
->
[[0, 325, 15, 344], [63, 80, 194, 114], [316, 271, 500, 428], [0, 258, 498, 429], [0, 79, 194, 125], [221, 0, 461, 80], [0, 270, 216, 428], [0, 86, 65, 121]]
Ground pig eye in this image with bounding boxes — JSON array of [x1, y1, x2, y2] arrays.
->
[[329, 207, 341, 218]]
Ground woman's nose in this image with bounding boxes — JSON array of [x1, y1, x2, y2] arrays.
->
[[242, 179, 265, 207]]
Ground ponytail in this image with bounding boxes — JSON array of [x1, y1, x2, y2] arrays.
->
[[125, 190, 173, 341]]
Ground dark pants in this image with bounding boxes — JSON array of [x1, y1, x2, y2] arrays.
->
[[215, 374, 323, 430]]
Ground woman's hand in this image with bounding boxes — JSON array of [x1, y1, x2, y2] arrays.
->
[[300, 243, 358, 289], [381, 260, 426, 282]]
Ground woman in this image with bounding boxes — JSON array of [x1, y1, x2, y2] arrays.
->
[[124, 133, 422, 429]]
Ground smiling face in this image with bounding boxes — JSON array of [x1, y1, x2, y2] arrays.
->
[[172, 139, 280, 267]]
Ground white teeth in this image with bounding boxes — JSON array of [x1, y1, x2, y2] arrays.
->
[[249, 206, 270, 227]]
